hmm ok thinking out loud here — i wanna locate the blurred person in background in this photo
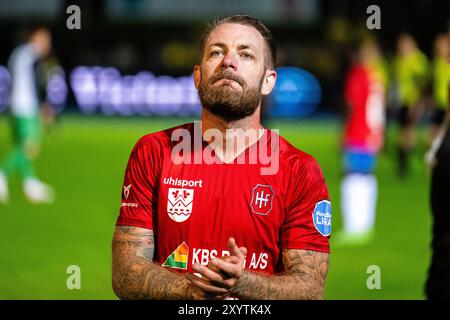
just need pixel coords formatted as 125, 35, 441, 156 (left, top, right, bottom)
393, 33, 430, 178
37, 54, 62, 129
425, 24, 450, 300
0, 26, 55, 204
429, 34, 450, 142
335, 38, 387, 245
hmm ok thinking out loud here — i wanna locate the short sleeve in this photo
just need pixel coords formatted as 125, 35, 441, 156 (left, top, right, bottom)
281, 156, 331, 253
116, 136, 159, 230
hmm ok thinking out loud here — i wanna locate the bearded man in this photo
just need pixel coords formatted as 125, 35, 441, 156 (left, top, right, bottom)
112, 15, 331, 300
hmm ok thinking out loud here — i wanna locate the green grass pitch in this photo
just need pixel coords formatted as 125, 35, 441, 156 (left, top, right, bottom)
0, 115, 432, 299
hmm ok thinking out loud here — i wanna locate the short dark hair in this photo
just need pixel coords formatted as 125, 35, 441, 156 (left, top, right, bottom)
199, 15, 276, 69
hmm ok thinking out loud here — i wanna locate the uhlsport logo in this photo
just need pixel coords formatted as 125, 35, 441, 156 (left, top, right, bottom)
312, 200, 332, 236
162, 242, 189, 270
123, 184, 132, 199
250, 184, 274, 215
167, 188, 194, 222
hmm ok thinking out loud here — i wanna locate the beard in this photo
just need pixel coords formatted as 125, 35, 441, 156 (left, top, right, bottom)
197, 69, 263, 122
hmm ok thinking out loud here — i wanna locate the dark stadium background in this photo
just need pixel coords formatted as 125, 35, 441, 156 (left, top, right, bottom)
1, 0, 449, 115
0, 0, 448, 299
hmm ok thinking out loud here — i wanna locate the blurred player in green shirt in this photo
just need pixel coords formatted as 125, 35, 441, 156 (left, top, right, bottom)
0, 26, 55, 204
393, 33, 430, 178
430, 34, 450, 141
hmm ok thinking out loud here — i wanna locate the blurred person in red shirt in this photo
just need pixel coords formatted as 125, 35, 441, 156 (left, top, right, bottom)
335, 38, 387, 245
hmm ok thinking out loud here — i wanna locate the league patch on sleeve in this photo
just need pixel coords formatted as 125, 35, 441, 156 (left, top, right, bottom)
312, 200, 332, 236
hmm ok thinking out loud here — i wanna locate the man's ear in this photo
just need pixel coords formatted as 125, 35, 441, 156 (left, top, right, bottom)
194, 65, 201, 89
261, 69, 277, 96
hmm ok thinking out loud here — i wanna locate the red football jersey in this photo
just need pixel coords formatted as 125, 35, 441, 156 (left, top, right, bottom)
116, 123, 331, 275
344, 65, 385, 152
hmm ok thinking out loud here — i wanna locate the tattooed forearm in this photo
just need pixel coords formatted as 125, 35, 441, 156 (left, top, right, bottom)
114, 226, 155, 260
112, 226, 201, 300
233, 249, 329, 300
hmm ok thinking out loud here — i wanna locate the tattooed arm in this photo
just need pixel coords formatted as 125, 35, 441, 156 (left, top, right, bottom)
112, 226, 205, 300
188, 238, 329, 300
233, 249, 329, 300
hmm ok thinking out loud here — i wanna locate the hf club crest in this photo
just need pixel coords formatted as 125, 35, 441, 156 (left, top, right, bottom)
167, 188, 194, 222
250, 184, 274, 215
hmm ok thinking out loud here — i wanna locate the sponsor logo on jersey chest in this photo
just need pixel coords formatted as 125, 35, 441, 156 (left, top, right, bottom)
162, 242, 189, 270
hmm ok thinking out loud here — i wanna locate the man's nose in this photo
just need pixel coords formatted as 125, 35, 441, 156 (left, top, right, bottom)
221, 52, 237, 70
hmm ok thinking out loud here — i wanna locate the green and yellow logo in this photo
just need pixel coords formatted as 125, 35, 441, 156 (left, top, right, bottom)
162, 242, 189, 270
